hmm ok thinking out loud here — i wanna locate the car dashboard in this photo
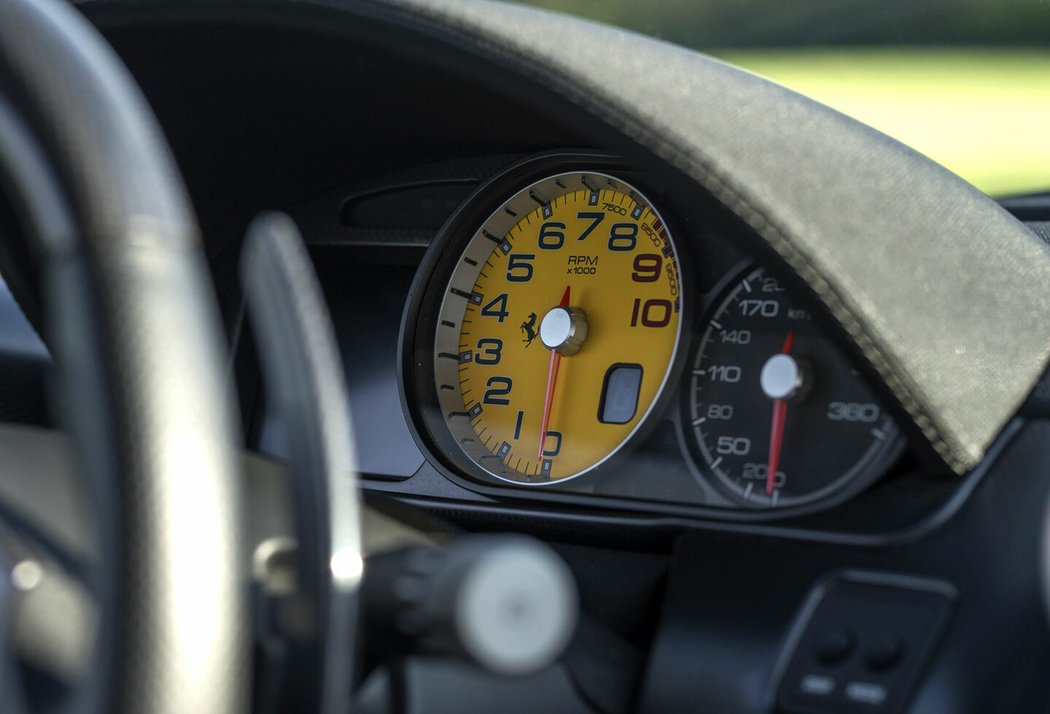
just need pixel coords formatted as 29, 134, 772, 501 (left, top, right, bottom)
245, 146, 944, 539
1, 2, 1050, 713
45, 7, 941, 538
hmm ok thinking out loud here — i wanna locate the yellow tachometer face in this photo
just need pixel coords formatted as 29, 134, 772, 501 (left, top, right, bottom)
434, 171, 683, 485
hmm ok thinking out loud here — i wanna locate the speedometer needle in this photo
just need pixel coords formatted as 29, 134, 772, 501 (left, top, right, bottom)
765, 331, 795, 496
538, 286, 571, 459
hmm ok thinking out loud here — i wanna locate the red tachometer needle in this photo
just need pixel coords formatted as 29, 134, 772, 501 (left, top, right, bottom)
538, 286, 572, 459
766, 330, 795, 496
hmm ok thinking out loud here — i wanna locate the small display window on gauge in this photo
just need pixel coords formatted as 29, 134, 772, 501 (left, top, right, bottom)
686, 266, 904, 508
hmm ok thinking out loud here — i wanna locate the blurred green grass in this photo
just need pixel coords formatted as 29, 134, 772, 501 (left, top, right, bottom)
713, 49, 1050, 196
512, 0, 1050, 196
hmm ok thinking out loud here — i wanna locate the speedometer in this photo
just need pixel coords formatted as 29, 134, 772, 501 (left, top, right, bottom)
408, 160, 684, 486
687, 266, 903, 508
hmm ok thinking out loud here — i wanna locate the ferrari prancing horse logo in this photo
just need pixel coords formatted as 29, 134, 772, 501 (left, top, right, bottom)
520, 312, 538, 347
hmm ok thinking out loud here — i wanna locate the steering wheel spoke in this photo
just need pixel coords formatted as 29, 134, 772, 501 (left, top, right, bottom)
241, 212, 362, 714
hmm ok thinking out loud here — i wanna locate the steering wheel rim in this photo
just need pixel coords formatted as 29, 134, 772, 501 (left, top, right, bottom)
0, 0, 247, 712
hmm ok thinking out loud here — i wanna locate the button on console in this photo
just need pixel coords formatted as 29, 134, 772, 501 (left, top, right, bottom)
846, 681, 888, 706
800, 674, 836, 697
865, 635, 906, 672
815, 628, 856, 666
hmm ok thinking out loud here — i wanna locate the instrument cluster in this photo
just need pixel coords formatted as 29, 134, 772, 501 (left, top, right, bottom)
399, 152, 905, 515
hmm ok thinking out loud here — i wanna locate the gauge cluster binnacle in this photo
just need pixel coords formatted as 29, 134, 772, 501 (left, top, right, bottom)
401, 151, 908, 517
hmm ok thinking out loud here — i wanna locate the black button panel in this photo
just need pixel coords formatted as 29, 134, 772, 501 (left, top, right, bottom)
775, 574, 954, 714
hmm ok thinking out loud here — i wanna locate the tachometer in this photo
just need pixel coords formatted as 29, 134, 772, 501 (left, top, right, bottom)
423, 168, 684, 485
687, 266, 903, 507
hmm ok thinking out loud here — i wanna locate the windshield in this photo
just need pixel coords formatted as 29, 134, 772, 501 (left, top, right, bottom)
513, 0, 1050, 197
